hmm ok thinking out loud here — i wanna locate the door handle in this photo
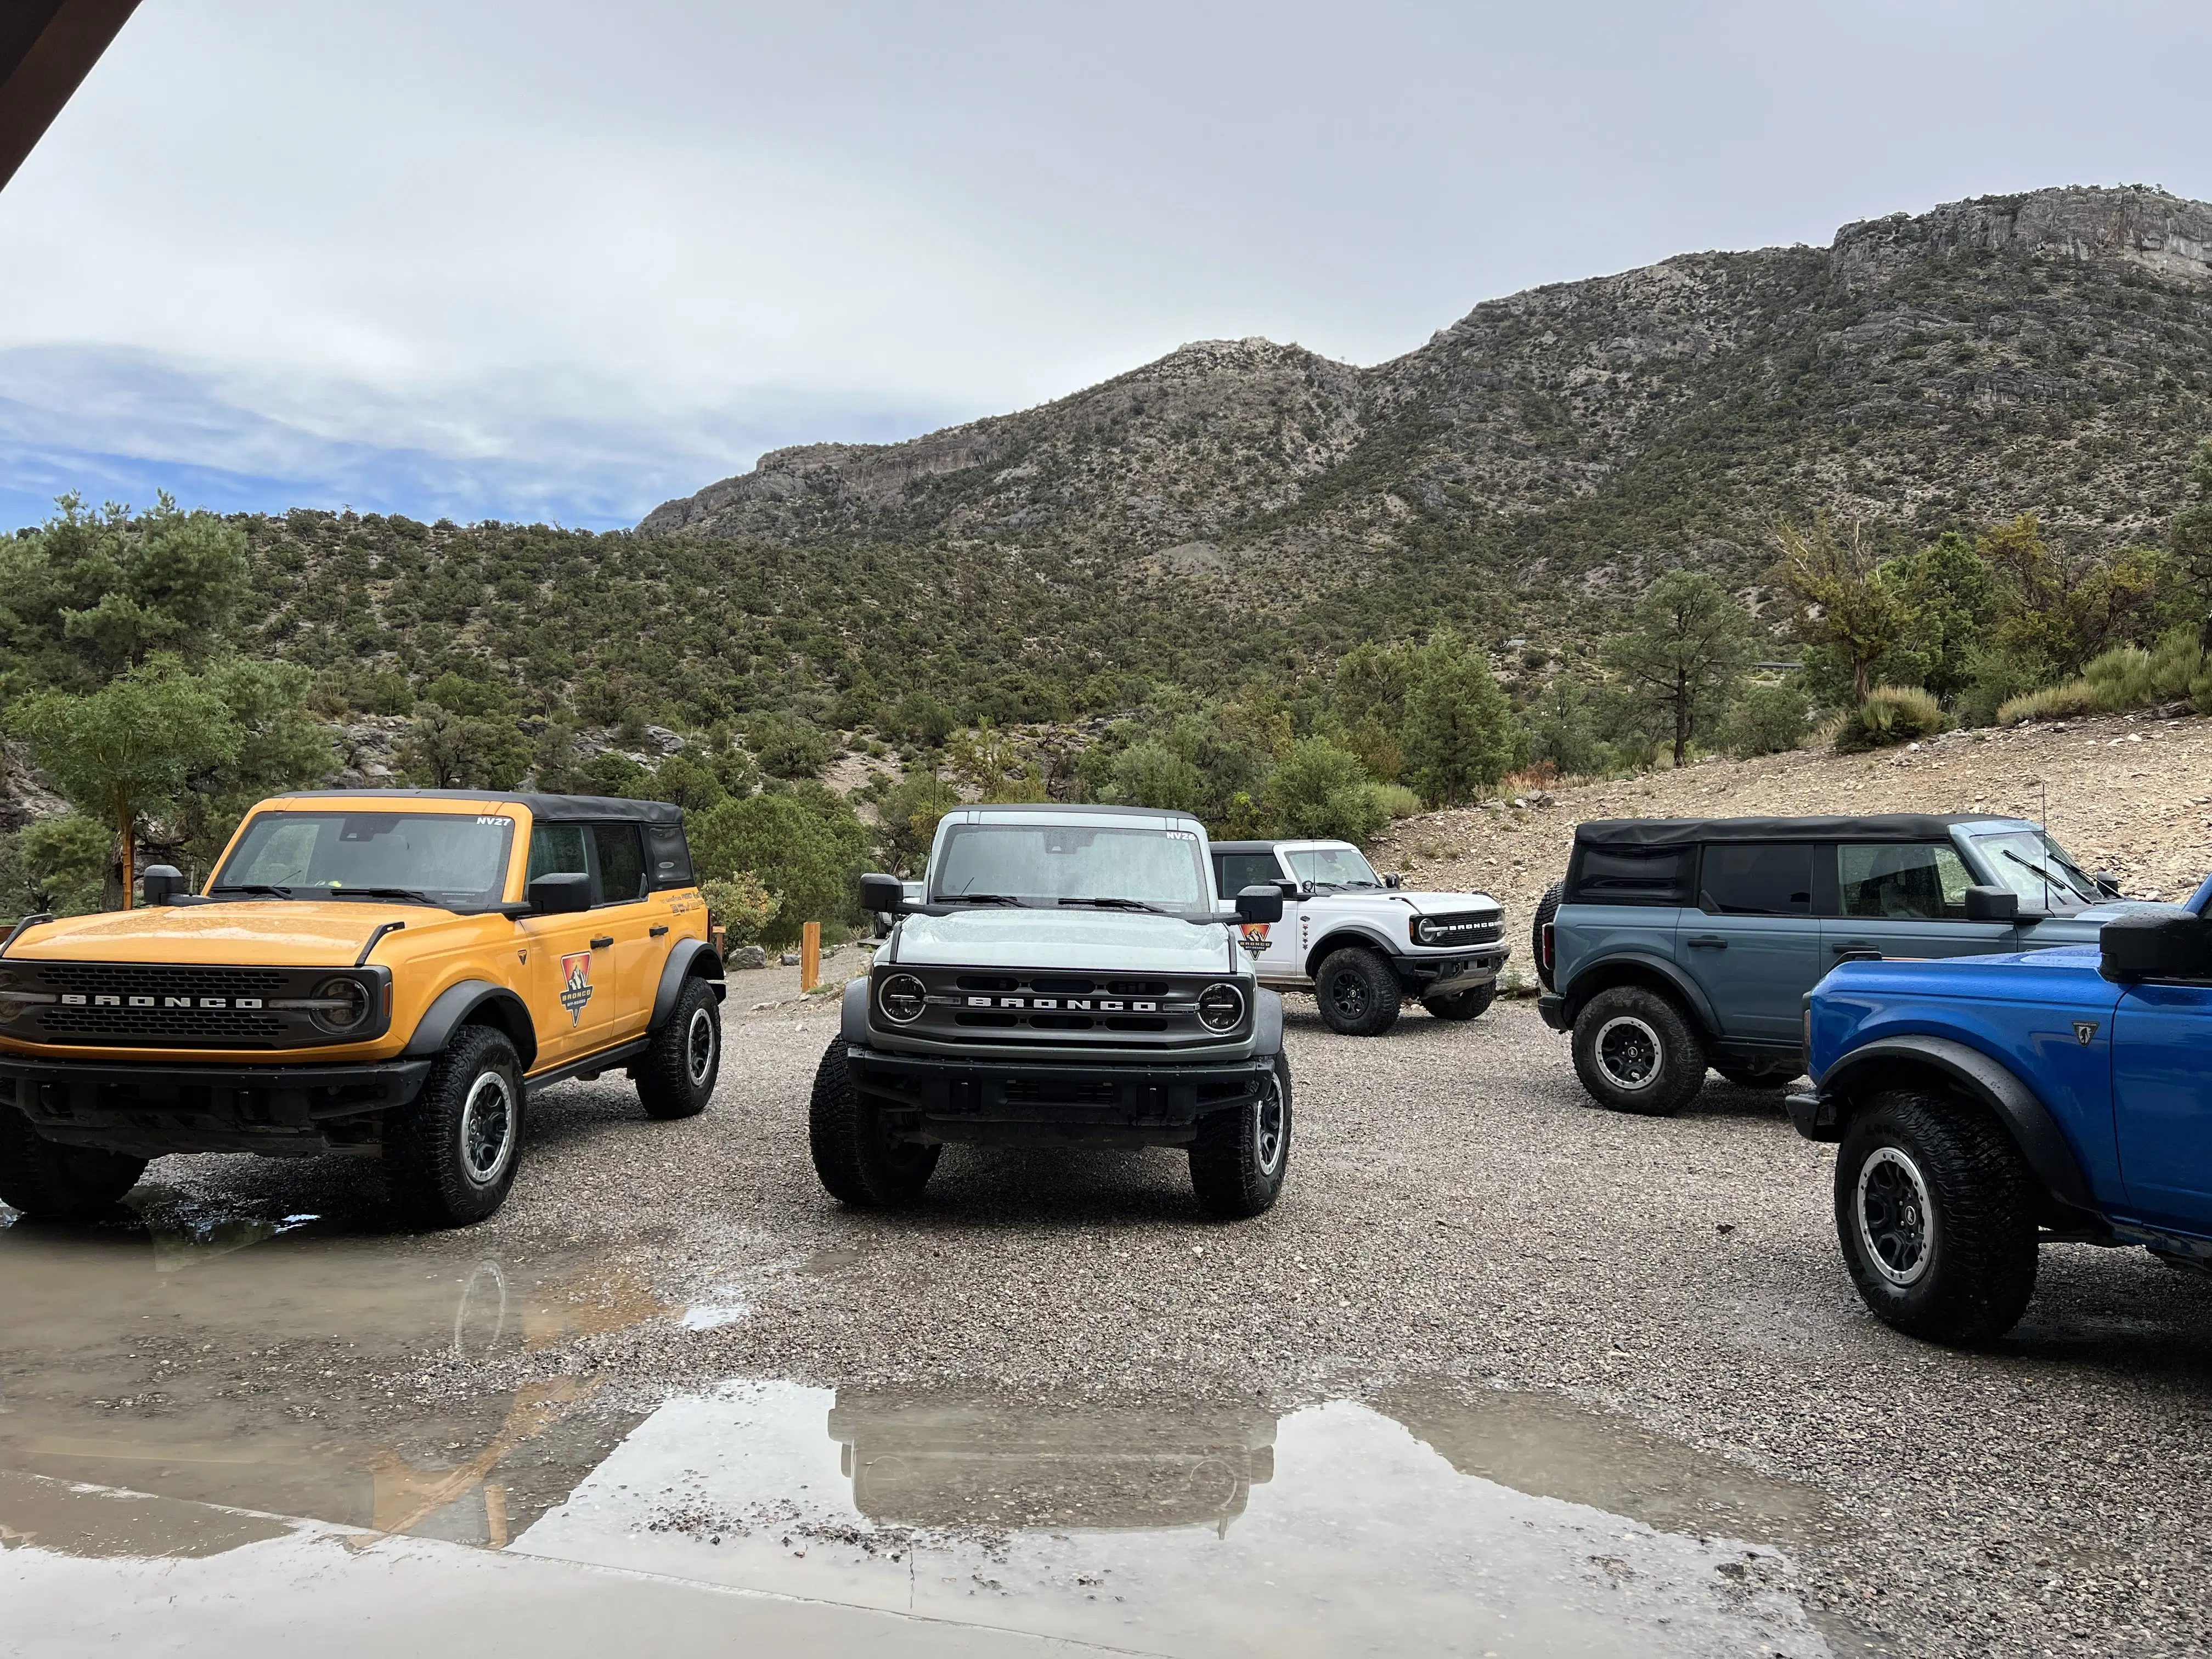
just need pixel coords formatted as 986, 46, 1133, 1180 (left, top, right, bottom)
590, 935, 615, 950
1831, 941, 1875, 955
648, 924, 669, 938
1686, 935, 1728, 949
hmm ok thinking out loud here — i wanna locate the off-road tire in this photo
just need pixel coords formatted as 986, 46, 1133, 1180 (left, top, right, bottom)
0, 1108, 146, 1220
1714, 1063, 1797, 1090
636, 975, 721, 1120
1189, 1053, 1293, 1219
1532, 882, 1564, 991
1835, 1088, 2039, 1345
1423, 984, 1497, 1022
809, 1036, 940, 1207
1570, 985, 1706, 1116
385, 1024, 526, 1228
1314, 947, 1402, 1037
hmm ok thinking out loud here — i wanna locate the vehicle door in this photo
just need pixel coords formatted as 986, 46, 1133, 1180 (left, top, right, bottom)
589, 821, 666, 1042
520, 822, 617, 1066
1823, 842, 2021, 968
2113, 979, 2212, 1233
1217, 848, 1301, 983
1679, 843, 1821, 1040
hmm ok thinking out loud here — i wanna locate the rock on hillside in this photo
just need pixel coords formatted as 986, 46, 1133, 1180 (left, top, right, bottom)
1369, 710, 2212, 943
645, 185, 2212, 623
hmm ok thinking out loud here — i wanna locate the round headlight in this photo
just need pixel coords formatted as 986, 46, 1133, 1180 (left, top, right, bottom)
1413, 917, 1437, 945
878, 973, 928, 1024
1197, 982, 1246, 1032
312, 976, 371, 1033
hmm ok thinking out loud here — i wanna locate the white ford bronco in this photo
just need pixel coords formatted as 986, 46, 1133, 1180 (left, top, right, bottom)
1209, 839, 1508, 1036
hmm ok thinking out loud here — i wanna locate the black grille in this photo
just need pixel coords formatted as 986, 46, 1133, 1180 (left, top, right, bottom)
37, 1005, 285, 1044
1417, 913, 1503, 946
883, 966, 1244, 1048
0, 962, 387, 1051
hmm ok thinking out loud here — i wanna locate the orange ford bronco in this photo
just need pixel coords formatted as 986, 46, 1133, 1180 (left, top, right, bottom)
0, 790, 725, 1227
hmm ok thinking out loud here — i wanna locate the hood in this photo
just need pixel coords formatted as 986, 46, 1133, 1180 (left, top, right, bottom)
893, 909, 1238, 974
1306, 889, 1499, 916
4, 901, 436, 967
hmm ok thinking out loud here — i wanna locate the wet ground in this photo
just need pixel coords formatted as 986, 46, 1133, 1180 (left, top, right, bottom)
5, 997, 2212, 1655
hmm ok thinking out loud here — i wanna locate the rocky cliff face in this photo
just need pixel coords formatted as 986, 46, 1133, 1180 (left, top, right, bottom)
641, 186, 2212, 625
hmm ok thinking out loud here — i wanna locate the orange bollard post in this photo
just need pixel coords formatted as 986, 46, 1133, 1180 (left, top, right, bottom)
801, 920, 821, 992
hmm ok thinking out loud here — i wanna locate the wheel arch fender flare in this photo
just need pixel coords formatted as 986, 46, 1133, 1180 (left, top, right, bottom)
1558, 952, 1718, 1037
1252, 987, 1284, 1057
650, 938, 727, 1031
842, 976, 871, 1046
1822, 1035, 2097, 1213
1302, 926, 1404, 981
403, 980, 538, 1073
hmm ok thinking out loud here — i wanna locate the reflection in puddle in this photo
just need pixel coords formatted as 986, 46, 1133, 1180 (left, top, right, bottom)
515, 1383, 1833, 1658
0, 1205, 663, 1557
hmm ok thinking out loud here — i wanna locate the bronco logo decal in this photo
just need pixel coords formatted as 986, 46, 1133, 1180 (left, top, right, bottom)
559, 952, 595, 1026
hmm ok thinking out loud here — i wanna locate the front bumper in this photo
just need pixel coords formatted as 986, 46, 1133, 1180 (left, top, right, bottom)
1785, 1088, 1841, 1142
0, 1054, 435, 1158
844, 1042, 1276, 1148
1400, 948, 1509, 995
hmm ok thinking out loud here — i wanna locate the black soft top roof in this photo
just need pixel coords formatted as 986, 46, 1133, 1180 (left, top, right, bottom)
1574, 813, 2016, 849
1210, 841, 1279, 856
269, 789, 683, 826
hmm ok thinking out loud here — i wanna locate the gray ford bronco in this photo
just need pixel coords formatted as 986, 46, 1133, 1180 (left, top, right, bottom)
1209, 840, 1506, 1036
814, 805, 1290, 1217
1535, 814, 2153, 1116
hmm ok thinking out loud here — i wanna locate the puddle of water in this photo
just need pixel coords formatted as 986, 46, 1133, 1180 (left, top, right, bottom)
0, 1199, 662, 1554
512, 1382, 1834, 1658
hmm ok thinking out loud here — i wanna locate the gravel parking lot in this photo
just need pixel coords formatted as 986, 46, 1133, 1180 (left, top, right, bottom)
12, 992, 2212, 1656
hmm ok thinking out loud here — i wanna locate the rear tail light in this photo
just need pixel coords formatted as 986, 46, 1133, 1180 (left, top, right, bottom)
1541, 922, 1555, 975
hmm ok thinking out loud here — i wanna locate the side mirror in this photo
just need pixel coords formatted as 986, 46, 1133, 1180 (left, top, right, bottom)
859, 872, 908, 915
1962, 885, 2018, 923
1384, 873, 1403, 890
139, 865, 187, 907
1235, 884, 1285, 924
2100, 909, 2212, 984
527, 872, 592, 915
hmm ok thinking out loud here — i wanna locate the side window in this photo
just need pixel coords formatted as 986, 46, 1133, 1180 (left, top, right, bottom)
1218, 853, 1283, 896
1697, 844, 1814, 916
592, 824, 647, 904
528, 824, 589, 882
1838, 843, 1976, 921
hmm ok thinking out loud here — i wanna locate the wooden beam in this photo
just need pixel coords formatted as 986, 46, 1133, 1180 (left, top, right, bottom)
0, 0, 142, 193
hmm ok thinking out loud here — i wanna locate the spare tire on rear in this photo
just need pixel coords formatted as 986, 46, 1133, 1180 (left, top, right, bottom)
1532, 882, 1564, 990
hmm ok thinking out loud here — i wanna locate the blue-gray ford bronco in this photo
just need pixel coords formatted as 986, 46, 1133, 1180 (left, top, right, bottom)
815, 805, 1290, 1217
1535, 814, 2151, 1115
1787, 873, 2212, 1344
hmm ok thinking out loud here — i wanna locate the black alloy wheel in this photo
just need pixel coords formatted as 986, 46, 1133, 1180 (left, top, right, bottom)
1313, 947, 1402, 1037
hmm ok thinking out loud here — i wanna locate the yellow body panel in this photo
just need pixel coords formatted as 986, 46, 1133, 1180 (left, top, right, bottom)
0, 794, 708, 1077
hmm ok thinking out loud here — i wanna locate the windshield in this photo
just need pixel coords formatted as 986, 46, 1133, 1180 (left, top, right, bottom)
1966, 829, 2104, 911
213, 811, 516, 910
1283, 845, 1383, 888
931, 823, 1210, 907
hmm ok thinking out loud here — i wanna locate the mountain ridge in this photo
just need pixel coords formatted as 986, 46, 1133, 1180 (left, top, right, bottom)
641, 184, 2212, 632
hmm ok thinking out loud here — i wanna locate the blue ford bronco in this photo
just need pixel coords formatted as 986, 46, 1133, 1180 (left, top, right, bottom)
1788, 873, 2212, 1344
1534, 814, 2149, 1115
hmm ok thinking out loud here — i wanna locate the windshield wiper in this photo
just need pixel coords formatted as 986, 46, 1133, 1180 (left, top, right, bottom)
210, 883, 297, 900
1058, 896, 1171, 915
324, 886, 443, 906
2000, 849, 2087, 904
940, 893, 1024, 906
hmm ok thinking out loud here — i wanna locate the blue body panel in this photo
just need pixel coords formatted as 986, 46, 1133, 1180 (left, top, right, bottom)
1811, 947, 2125, 1206
1811, 934, 2212, 1244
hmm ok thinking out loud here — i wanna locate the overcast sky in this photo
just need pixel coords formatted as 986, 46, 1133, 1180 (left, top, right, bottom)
2, 0, 2204, 530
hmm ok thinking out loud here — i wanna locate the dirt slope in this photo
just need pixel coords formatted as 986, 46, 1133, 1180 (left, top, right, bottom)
1369, 710, 2212, 945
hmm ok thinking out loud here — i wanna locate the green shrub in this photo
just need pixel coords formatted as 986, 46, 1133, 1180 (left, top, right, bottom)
1264, 738, 1390, 844
0, 814, 110, 916
1718, 682, 1812, 758
1995, 681, 2097, 725
1367, 782, 1424, 820
1102, 741, 1206, 815
699, 872, 780, 947
691, 783, 871, 947
1833, 685, 1947, 752
1995, 630, 2211, 724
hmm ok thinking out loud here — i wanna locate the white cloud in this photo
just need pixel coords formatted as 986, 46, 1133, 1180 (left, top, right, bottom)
0, 0, 2205, 526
